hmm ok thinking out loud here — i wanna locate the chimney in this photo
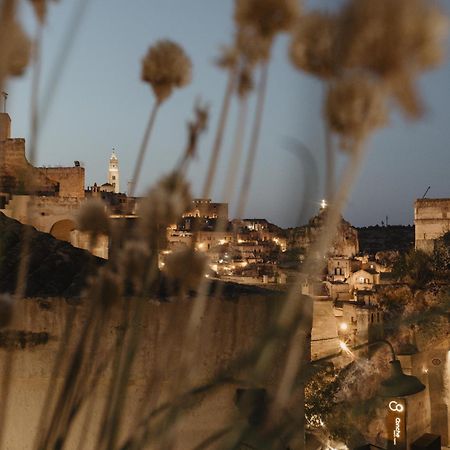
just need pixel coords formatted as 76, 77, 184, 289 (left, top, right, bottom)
0, 113, 11, 141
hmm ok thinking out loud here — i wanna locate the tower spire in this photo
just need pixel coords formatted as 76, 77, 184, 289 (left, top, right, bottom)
108, 149, 120, 193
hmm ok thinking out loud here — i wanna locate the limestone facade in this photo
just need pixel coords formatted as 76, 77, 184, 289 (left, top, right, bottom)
415, 198, 450, 253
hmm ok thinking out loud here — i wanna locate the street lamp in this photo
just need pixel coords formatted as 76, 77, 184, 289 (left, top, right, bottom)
342, 339, 426, 397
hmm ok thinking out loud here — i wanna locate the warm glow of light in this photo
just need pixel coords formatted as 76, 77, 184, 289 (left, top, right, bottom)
321, 199, 328, 209
219, 239, 226, 245
422, 367, 429, 374
339, 322, 348, 331
339, 340, 354, 358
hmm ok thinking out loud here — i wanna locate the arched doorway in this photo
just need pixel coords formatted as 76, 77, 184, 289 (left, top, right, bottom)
50, 219, 76, 242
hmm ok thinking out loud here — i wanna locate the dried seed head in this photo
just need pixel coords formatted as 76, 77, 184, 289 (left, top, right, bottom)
235, 0, 301, 40
216, 45, 239, 70
237, 64, 254, 98
142, 40, 192, 104
119, 240, 151, 293
289, 11, 339, 79
339, 0, 449, 118
184, 101, 209, 160
88, 267, 122, 310
7, 20, 31, 77
165, 248, 209, 291
236, 26, 272, 65
28, 0, 58, 24
0, 294, 13, 328
76, 199, 110, 238
325, 74, 388, 152
138, 172, 191, 233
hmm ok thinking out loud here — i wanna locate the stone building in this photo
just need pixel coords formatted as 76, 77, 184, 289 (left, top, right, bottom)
415, 198, 450, 253
183, 198, 228, 220
0, 113, 85, 242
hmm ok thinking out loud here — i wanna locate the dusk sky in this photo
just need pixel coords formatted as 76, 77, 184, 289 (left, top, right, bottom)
6, 0, 450, 228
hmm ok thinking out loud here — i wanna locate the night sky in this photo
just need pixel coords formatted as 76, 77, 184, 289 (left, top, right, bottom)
6, 0, 450, 228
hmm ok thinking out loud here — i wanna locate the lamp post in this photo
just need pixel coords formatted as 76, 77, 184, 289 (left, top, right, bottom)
340, 339, 426, 450
342, 339, 426, 397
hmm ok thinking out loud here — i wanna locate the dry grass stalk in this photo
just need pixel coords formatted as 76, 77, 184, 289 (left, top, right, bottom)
28, 0, 57, 24
325, 73, 388, 153
215, 45, 239, 70
289, 11, 339, 79
77, 198, 111, 239
131, 40, 192, 195
0, 295, 12, 328
138, 171, 191, 234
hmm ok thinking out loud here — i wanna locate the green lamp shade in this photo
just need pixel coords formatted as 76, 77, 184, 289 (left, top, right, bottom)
379, 360, 426, 398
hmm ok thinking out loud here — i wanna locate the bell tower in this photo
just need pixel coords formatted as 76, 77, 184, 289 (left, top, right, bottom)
108, 150, 120, 193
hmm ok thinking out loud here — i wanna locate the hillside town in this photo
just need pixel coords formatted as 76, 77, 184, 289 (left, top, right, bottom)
1, 112, 449, 447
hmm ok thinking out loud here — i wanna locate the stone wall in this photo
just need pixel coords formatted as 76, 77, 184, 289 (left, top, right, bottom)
415, 198, 450, 253
40, 167, 85, 198
0, 293, 307, 450
0, 138, 58, 194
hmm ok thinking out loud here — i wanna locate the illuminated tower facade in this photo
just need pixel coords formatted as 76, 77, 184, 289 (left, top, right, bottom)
108, 150, 120, 193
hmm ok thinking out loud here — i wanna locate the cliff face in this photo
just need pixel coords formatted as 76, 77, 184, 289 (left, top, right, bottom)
286, 211, 359, 257
0, 212, 102, 297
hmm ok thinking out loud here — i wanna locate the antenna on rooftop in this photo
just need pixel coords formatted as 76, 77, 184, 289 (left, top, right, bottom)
422, 186, 431, 199
1, 92, 7, 113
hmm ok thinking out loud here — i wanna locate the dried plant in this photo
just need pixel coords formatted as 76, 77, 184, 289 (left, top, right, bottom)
215, 45, 239, 71
234, 0, 301, 41
165, 248, 209, 292
325, 74, 388, 153
138, 171, 191, 233
76, 198, 111, 240
130, 40, 192, 196
339, 0, 449, 117
1, 0, 448, 449
142, 39, 192, 104
28, 0, 57, 24
182, 101, 209, 163
236, 26, 272, 66
6, 20, 31, 77
0, 295, 12, 328
237, 63, 253, 99
289, 11, 339, 79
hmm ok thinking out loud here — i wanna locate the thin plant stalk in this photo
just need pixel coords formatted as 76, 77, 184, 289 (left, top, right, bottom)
32, 304, 77, 449
202, 68, 236, 198
0, 21, 42, 448
129, 101, 160, 197
236, 62, 269, 219
222, 96, 249, 204
325, 120, 335, 202
0, 0, 15, 91
274, 143, 366, 409
181, 96, 250, 358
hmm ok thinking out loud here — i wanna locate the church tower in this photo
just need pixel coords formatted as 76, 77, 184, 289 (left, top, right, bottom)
108, 150, 120, 193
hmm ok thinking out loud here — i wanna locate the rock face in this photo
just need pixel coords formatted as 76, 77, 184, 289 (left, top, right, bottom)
0, 212, 102, 297
287, 211, 359, 257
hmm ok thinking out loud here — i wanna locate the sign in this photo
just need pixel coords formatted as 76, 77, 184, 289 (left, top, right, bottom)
386, 399, 407, 450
